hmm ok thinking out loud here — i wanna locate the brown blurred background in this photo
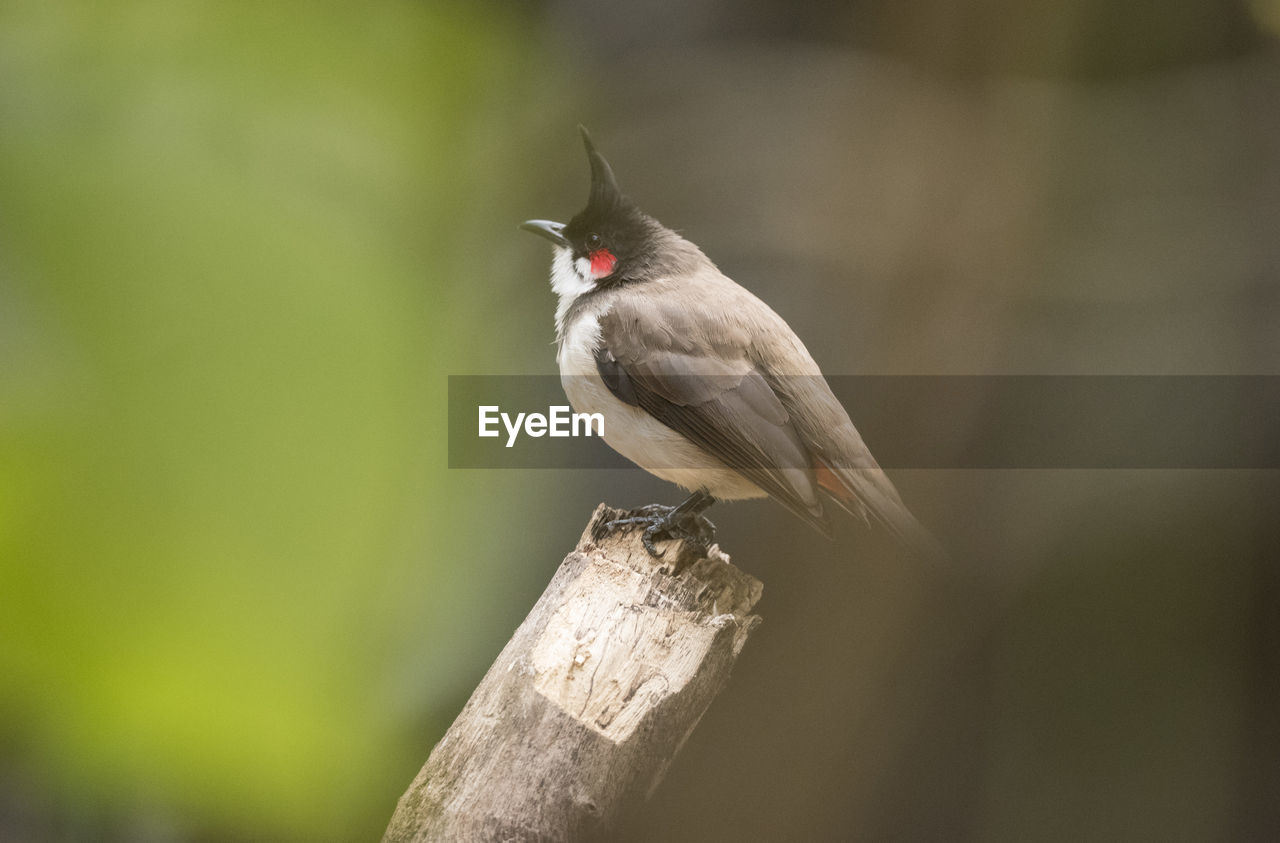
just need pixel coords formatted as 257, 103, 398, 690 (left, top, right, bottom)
2, 0, 1278, 840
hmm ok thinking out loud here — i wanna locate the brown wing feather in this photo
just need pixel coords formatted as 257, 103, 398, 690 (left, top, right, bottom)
596, 310, 831, 535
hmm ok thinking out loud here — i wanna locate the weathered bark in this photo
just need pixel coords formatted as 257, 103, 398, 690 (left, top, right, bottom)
384, 503, 763, 842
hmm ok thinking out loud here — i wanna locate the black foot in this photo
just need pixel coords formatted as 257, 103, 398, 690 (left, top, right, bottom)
604, 490, 717, 558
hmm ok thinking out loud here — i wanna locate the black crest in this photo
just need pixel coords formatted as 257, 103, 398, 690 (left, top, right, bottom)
580, 126, 623, 215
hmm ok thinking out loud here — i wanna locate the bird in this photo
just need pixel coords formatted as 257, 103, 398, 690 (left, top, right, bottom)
521, 128, 942, 561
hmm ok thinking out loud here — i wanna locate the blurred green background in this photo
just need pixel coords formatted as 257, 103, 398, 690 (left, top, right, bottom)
2, 0, 1278, 840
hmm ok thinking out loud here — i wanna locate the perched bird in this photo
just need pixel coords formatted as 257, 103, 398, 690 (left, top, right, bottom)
522, 128, 942, 560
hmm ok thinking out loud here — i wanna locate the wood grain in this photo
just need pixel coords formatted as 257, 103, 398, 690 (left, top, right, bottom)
383, 504, 763, 842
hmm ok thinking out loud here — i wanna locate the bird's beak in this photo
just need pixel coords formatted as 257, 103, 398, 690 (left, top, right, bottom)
520, 219, 569, 247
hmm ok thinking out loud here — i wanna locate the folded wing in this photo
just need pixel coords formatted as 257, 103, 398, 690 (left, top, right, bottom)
595, 307, 832, 535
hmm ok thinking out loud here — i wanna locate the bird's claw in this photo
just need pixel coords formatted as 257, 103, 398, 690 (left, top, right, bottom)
605, 501, 717, 559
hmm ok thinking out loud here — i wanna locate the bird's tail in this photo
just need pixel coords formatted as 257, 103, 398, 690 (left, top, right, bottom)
816, 461, 949, 563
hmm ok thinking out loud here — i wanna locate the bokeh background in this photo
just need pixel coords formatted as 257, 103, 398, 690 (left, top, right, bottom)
3, 0, 1278, 840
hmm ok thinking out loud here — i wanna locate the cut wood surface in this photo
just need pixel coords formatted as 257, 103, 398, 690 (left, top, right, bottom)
383, 503, 763, 842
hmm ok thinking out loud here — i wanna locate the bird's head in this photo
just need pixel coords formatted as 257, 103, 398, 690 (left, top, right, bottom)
522, 127, 672, 297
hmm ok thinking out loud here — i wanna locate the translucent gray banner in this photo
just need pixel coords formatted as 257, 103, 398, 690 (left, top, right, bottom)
448, 376, 1280, 469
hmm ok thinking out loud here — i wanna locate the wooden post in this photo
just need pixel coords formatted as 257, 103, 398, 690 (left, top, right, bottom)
384, 504, 764, 842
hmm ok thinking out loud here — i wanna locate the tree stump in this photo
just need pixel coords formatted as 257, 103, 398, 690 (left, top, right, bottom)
384, 503, 764, 842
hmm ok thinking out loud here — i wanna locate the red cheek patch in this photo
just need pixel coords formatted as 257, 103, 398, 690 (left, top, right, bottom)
589, 249, 617, 278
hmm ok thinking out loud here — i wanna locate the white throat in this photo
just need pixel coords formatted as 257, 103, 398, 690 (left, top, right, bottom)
550, 247, 598, 337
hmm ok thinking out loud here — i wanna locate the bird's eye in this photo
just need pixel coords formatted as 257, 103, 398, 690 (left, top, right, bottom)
585, 233, 602, 250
